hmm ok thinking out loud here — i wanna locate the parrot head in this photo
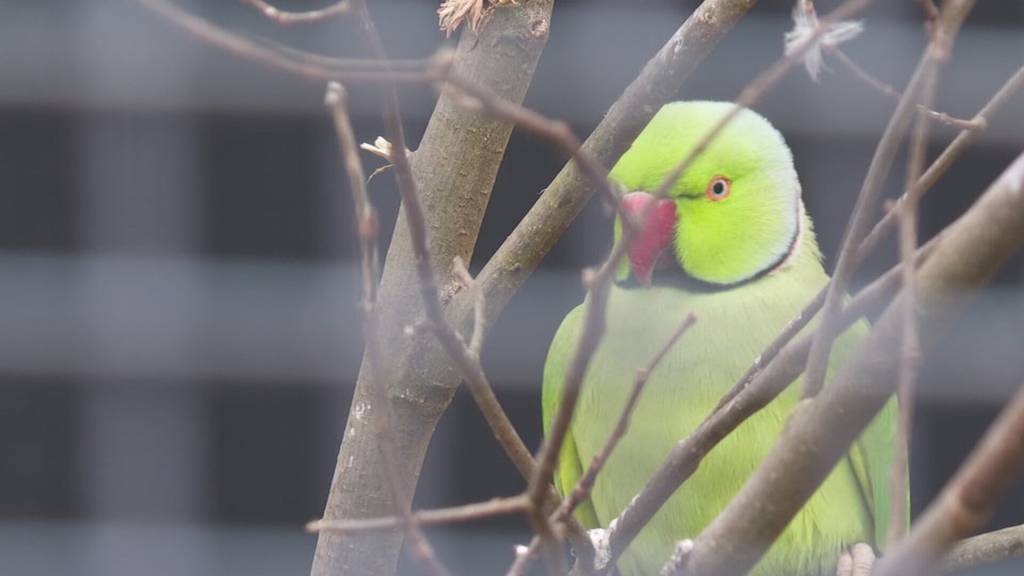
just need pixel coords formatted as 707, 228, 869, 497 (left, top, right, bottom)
610, 101, 804, 287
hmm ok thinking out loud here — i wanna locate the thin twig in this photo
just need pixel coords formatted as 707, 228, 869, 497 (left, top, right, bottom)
800, 0, 976, 399
452, 256, 486, 357
876, 382, 1024, 576
242, 0, 351, 24
133, 0, 432, 83
565, 313, 698, 520
507, 313, 698, 576
714, 288, 825, 412
307, 494, 530, 534
887, 42, 940, 547
527, 261, 618, 574
941, 523, 1024, 572
324, 81, 451, 576
439, 73, 623, 215
649, 0, 873, 201
829, 47, 983, 131
919, 0, 942, 35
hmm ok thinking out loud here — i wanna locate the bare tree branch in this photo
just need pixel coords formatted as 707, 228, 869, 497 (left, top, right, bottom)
133, 0, 432, 82
324, 80, 451, 576
438, 74, 621, 214
801, 0, 977, 400
941, 523, 1024, 572
829, 47, 983, 131
241, 0, 351, 25
682, 147, 1024, 575
528, 253, 621, 575
876, 382, 1024, 576
307, 495, 530, 534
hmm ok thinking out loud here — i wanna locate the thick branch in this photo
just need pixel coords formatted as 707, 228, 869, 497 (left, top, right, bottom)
941, 523, 1024, 572
682, 148, 1024, 575
324, 81, 450, 576
313, 1, 556, 575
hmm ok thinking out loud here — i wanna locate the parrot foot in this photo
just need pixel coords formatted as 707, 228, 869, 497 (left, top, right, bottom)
835, 543, 876, 576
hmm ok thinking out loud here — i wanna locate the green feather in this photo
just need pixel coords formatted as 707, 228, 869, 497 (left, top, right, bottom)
542, 102, 904, 575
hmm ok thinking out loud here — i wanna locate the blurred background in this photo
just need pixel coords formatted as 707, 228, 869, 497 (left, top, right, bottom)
1, 0, 1023, 574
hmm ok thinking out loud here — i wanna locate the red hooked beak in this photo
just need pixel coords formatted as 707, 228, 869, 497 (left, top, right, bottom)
621, 191, 677, 285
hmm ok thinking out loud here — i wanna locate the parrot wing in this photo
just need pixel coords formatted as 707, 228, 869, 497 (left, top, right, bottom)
542, 305, 601, 529
848, 395, 905, 551
832, 319, 907, 552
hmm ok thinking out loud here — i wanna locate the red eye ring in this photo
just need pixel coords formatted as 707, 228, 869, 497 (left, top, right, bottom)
705, 176, 731, 201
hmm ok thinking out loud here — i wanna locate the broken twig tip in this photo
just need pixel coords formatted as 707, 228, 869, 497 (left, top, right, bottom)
324, 82, 345, 106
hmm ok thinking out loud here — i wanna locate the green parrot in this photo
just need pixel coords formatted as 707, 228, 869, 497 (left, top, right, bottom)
542, 101, 901, 575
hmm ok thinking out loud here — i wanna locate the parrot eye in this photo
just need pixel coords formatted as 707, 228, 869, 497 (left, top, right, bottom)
705, 176, 731, 201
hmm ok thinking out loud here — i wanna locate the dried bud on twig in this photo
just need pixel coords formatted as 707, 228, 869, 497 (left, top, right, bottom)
360, 136, 395, 161
784, 0, 863, 81
360, 136, 412, 181
437, 0, 518, 37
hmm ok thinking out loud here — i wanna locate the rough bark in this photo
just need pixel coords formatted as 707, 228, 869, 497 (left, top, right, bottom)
311, 4, 554, 574
941, 523, 1024, 572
